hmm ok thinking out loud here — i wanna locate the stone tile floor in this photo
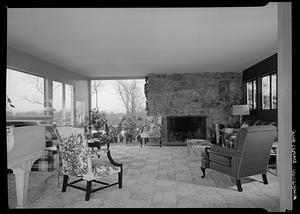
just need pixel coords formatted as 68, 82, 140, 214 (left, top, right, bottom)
7, 142, 279, 210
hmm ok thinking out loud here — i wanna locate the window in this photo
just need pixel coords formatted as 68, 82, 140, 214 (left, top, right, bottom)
246, 79, 257, 110
52, 81, 74, 126
6, 68, 45, 117
262, 73, 277, 110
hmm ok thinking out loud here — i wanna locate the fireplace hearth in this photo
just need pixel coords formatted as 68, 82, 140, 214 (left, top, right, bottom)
167, 116, 206, 142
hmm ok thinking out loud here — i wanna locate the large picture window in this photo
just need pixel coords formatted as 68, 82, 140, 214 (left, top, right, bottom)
262, 73, 277, 110
6, 68, 45, 117
246, 79, 257, 110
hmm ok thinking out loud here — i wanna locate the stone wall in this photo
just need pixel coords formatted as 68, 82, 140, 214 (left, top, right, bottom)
145, 72, 243, 142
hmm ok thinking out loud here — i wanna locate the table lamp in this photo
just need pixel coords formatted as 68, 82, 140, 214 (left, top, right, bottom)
232, 105, 250, 127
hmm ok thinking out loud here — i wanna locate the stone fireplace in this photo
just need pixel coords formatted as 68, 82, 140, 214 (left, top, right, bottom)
167, 116, 206, 142
145, 72, 243, 143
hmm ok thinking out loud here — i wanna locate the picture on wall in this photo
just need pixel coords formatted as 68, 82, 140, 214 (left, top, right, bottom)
219, 80, 230, 101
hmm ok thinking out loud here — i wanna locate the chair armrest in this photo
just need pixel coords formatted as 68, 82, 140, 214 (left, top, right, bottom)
107, 150, 122, 167
209, 145, 242, 158
97, 136, 113, 150
98, 137, 111, 146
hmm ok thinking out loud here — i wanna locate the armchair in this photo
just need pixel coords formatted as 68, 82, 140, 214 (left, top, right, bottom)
201, 125, 276, 192
58, 131, 122, 201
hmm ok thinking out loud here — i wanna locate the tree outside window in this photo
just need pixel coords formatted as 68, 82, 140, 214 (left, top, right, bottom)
247, 81, 253, 109
262, 73, 277, 110
262, 75, 270, 109
271, 74, 277, 109
246, 80, 256, 110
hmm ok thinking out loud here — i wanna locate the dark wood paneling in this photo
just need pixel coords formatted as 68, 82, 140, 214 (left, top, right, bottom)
244, 109, 277, 124
243, 54, 277, 82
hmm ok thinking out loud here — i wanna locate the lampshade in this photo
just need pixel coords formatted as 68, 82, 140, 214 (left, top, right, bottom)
232, 105, 250, 116
43, 106, 56, 112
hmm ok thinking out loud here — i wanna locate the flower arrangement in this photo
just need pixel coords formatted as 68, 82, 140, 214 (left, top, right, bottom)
90, 108, 107, 131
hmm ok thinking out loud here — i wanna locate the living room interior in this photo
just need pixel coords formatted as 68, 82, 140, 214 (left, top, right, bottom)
5, 3, 294, 211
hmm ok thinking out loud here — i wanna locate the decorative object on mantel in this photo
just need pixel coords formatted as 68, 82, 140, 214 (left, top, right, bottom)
232, 105, 250, 128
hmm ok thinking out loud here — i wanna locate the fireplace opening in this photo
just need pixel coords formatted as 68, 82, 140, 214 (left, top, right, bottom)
167, 116, 206, 142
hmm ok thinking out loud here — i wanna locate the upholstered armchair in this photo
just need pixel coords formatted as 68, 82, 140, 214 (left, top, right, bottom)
59, 132, 122, 201
201, 125, 276, 192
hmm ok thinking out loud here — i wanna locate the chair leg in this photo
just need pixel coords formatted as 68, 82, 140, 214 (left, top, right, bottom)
118, 166, 123, 189
62, 175, 68, 192
201, 167, 206, 178
85, 181, 92, 201
236, 179, 243, 192
262, 173, 268, 184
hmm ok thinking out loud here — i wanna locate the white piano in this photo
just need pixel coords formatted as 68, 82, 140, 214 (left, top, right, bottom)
7, 125, 45, 208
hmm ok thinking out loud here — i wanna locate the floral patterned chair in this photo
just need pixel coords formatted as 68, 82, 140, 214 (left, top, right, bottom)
58, 132, 122, 201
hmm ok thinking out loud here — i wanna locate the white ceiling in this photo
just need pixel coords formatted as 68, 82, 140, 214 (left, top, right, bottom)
7, 4, 278, 79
